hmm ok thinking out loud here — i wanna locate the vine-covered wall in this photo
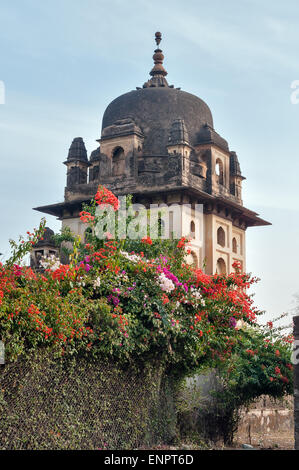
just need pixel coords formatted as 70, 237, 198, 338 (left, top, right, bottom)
0, 354, 177, 450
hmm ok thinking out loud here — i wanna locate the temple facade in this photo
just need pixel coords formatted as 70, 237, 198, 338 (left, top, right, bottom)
34, 32, 270, 274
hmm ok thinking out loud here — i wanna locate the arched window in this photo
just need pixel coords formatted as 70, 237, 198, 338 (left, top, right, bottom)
232, 237, 237, 254
35, 250, 44, 260
217, 226, 225, 247
112, 147, 125, 176
158, 215, 165, 238
215, 159, 224, 185
216, 258, 226, 275
190, 220, 196, 238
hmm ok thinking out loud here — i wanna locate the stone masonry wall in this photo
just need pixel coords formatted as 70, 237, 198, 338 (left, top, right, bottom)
238, 396, 293, 438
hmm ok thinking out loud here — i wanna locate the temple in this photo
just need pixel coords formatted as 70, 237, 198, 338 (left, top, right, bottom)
34, 32, 270, 274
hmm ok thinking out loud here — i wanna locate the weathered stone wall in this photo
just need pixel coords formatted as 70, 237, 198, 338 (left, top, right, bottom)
238, 396, 293, 438
294, 315, 299, 449
178, 372, 294, 446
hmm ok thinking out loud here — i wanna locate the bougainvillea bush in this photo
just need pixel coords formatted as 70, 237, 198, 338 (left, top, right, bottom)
200, 317, 294, 443
0, 186, 293, 392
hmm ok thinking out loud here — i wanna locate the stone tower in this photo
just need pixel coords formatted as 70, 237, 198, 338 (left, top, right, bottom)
35, 32, 270, 274
30, 227, 59, 269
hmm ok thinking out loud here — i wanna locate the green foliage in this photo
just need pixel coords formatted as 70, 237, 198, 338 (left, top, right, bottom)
219, 317, 293, 406
6, 219, 46, 267
194, 317, 294, 444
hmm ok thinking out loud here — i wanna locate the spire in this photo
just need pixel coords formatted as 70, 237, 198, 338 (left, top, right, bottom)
150, 32, 167, 78
67, 137, 88, 163
230, 151, 245, 179
168, 118, 190, 146
143, 32, 172, 88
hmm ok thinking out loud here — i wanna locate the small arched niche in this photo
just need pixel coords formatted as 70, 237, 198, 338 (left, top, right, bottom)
190, 220, 196, 238
112, 146, 125, 177
216, 257, 226, 275
215, 158, 224, 185
217, 226, 226, 247
158, 215, 166, 238
232, 237, 238, 254
186, 251, 198, 268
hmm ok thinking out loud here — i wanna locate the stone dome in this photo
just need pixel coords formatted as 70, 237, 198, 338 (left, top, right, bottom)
101, 87, 214, 155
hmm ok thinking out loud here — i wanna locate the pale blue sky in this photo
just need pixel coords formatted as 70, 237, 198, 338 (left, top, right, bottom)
0, 0, 299, 324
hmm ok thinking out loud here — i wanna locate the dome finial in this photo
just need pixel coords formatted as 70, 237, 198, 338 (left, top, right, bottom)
142, 32, 172, 88
150, 32, 167, 78
155, 31, 162, 47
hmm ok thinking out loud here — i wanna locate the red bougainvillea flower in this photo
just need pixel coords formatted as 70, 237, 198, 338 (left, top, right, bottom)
13, 265, 23, 277
141, 236, 153, 245
79, 211, 95, 224
177, 237, 189, 249
51, 265, 72, 281
275, 349, 280, 356
267, 321, 273, 329
85, 243, 94, 251
95, 186, 119, 211
246, 349, 255, 357
232, 261, 242, 272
